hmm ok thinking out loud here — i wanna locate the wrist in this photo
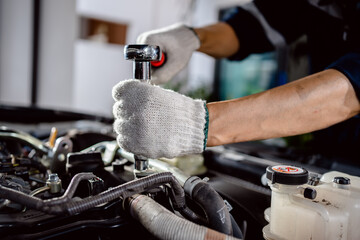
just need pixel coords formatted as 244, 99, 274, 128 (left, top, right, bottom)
193, 27, 205, 51
193, 23, 239, 58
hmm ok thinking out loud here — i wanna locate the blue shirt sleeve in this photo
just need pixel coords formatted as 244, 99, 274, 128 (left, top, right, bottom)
223, 7, 274, 60
223, 0, 307, 61
327, 50, 360, 100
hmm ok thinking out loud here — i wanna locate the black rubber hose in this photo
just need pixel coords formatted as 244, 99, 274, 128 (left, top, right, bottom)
65, 172, 187, 215
184, 177, 233, 235
0, 172, 193, 216
62, 172, 97, 199
165, 185, 206, 225
192, 181, 233, 235
179, 205, 207, 225
230, 213, 244, 239
0, 185, 41, 210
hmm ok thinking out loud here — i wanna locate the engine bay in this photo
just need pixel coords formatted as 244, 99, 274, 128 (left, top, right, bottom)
0, 106, 359, 240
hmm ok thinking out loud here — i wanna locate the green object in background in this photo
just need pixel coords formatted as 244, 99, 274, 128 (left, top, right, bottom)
164, 81, 212, 101
218, 51, 313, 149
219, 52, 277, 100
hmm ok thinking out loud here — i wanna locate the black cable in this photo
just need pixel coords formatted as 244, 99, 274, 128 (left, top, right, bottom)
0, 172, 197, 218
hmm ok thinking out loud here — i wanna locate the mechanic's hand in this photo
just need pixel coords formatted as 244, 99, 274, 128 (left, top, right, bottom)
112, 79, 207, 159
137, 23, 200, 85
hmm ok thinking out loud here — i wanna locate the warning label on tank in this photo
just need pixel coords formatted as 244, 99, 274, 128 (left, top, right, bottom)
272, 165, 304, 174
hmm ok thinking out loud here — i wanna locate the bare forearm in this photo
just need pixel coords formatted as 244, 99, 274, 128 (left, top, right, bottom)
206, 69, 360, 146
194, 22, 239, 58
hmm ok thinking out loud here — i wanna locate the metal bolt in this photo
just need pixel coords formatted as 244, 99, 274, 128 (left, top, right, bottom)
48, 173, 59, 182
47, 173, 62, 194
57, 153, 65, 162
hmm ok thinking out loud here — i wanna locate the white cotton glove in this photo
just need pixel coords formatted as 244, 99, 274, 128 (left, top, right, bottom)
112, 79, 208, 159
137, 23, 200, 85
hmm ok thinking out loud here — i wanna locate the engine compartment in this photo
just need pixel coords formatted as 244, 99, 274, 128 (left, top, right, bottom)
0, 106, 358, 240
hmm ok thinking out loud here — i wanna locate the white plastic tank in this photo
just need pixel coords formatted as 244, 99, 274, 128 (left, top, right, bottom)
263, 165, 360, 240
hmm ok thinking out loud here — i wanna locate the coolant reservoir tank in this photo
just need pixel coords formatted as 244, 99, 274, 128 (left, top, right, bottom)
263, 165, 360, 240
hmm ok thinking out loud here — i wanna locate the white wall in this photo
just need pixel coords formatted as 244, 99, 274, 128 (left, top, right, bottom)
76, 0, 195, 43
0, 0, 32, 105
73, 0, 197, 116
72, 40, 131, 116
0, 0, 77, 110
0, 0, 251, 117
37, 0, 77, 110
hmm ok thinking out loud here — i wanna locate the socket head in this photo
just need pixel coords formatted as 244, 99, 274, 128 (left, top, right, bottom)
124, 44, 161, 61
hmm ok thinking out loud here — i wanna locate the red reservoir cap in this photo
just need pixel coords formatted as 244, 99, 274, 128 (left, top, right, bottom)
266, 165, 309, 185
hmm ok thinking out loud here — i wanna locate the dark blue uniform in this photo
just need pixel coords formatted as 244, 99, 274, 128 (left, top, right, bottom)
224, 0, 360, 162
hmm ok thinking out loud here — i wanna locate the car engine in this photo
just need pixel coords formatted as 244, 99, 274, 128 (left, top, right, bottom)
0, 106, 359, 240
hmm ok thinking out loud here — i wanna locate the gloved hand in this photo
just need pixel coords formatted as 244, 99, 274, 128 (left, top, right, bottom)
137, 23, 200, 85
112, 79, 208, 159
